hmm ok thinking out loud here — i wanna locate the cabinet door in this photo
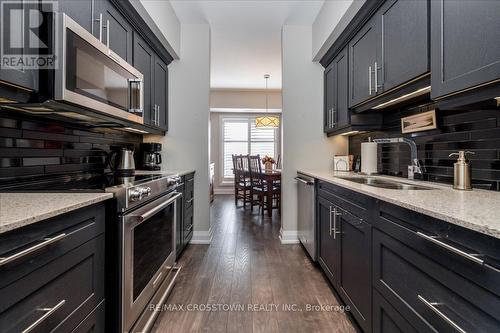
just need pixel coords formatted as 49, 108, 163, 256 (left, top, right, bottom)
379, 0, 429, 92
324, 65, 335, 132
337, 209, 372, 333
58, 0, 94, 34
431, 0, 500, 99
133, 32, 154, 126
334, 48, 349, 129
349, 17, 379, 107
0, 0, 37, 91
95, 0, 133, 63
154, 56, 168, 131
317, 197, 338, 283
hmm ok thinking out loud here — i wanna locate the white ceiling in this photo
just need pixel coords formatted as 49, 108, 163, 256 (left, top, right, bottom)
170, 0, 324, 89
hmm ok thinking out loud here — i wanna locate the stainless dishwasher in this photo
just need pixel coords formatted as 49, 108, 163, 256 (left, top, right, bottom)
296, 173, 316, 261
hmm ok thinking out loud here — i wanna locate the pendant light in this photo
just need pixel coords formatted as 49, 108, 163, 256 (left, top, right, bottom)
255, 74, 280, 128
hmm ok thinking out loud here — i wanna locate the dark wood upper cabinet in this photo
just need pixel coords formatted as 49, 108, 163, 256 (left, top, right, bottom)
95, 0, 133, 63
57, 0, 94, 34
431, 0, 500, 99
154, 56, 168, 131
325, 48, 349, 134
379, 0, 429, 92
133, 32, 154, 126
348, 17, 379, 107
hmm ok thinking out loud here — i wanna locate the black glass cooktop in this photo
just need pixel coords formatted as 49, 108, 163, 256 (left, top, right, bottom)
0, 173, 166, 192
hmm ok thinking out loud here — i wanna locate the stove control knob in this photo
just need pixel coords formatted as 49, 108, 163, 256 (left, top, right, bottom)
140, 187, 152, 198
129, 189, 143, 202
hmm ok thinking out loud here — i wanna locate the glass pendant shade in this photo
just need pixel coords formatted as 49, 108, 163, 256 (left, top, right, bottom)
255, 116, 280, 128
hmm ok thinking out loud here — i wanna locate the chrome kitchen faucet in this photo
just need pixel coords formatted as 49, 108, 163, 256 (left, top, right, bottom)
373, 137, 424, 180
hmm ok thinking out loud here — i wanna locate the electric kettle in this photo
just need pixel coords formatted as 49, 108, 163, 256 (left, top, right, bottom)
108, 146, 136, 176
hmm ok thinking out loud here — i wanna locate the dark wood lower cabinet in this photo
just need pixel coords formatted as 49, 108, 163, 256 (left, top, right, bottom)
316, 180, 500, 333
372, 290, 417, 333
0, 203, 106, 333
177, 172, 194, 258
337, 209, 371, 333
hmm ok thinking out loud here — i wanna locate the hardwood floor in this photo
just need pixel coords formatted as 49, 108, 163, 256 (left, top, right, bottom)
152, 195, 356, 333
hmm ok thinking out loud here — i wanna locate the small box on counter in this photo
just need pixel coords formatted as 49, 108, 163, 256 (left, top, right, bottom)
334, 155, 354, 171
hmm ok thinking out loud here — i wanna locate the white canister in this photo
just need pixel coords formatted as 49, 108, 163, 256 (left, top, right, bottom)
361, 140, 378, 174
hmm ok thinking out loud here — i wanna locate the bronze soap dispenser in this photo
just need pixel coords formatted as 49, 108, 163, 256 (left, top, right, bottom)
449, 151, 474, 190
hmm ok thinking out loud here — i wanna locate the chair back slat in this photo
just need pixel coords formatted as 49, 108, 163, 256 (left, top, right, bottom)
248, 155, 262, 185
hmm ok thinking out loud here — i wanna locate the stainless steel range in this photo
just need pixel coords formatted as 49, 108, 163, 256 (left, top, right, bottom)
106, 173, 183, 333
0, 172, 183, 333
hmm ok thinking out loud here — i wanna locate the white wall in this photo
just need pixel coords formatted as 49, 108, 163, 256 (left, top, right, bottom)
210, 89, 282, 110
281, 24, 347, 244
312, 0, 353, 60
140, 0, 181, 58
145, 24, 212, 244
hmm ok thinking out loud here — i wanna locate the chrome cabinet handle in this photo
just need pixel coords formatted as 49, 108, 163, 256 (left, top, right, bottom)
105, 19, 110, 48
329, 206, 333, 236
0, 233, 67, 267
417, 295, 466, 333
22, 300, 66, 333
332, 109, 337, 127
368, 66, 372, 95
332, 207, 342, 239
96, 13, 103, 42
152, 105, 157, 125
374, 62, 378, 93
416, 232, 484, 265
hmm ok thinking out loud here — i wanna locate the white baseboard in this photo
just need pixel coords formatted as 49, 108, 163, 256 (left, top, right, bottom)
279, 228, 300, 244
214, 187, 234, 195
190, 224, 214, 244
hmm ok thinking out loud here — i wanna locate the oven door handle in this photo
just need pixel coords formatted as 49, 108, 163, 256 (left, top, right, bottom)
133, 192, 182, 222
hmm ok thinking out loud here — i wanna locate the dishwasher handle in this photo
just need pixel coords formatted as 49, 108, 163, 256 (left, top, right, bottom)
295, 177, 314, 185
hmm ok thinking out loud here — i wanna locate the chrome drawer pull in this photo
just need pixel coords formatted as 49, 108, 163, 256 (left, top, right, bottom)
418, 295, 466, 333
0, 233, 67, 267
22, 300, 66, 333
416, 232, 484, 265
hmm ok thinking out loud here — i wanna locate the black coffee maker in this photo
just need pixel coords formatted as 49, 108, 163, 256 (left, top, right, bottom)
140, 143, 162, 170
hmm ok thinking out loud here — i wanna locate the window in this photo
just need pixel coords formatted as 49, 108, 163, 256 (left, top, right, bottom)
221, 116, 280, 179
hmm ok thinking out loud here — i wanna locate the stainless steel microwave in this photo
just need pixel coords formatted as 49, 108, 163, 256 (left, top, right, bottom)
3, 13, 145, 127
54, 13, 144, 124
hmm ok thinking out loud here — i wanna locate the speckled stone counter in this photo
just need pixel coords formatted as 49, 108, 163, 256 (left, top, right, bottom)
298, 170, 500, 239
0, 193, 113, 234
135, 169, 195, 177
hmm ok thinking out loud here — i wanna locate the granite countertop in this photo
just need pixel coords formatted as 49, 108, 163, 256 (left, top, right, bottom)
298, 170, 500, 239
0, 192, 113, 235
135, 169, 196, 177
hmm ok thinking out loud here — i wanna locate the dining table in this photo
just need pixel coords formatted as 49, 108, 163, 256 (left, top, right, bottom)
257, 168, 282, 217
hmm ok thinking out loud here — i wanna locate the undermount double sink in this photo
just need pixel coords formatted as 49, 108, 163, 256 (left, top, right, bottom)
337, 176, 435, 191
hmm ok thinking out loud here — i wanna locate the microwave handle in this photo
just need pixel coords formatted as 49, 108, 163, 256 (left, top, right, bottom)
128, 78, 144, 114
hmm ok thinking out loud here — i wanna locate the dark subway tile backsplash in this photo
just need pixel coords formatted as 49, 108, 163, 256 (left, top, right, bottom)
349, 108, 500, 191
0, 115, 141, 184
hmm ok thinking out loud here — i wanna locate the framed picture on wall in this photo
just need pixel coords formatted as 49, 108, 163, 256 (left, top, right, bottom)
401, 110, 437, 134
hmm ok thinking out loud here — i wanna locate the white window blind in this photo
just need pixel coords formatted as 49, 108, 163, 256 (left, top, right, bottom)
222, 116, 279, 178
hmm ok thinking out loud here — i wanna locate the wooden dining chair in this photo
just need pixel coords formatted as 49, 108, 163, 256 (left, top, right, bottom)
233, 154, 251, 207
248, 155, 280, 216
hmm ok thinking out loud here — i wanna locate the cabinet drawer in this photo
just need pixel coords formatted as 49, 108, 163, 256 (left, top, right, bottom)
373, 289, 417, 333
317, 181, 371, 219
0, 203, 105, 288
71, 300, 105, 333
0, 235, 105, 333
375, 201, 500, 297
373, 228, 500, 332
